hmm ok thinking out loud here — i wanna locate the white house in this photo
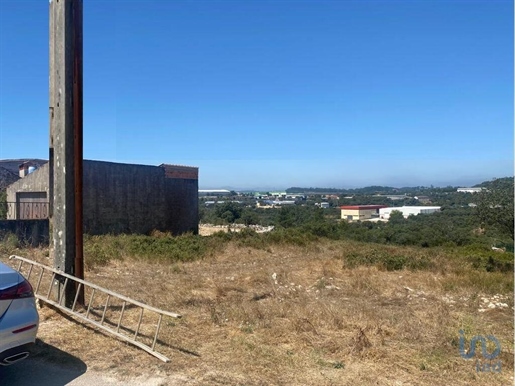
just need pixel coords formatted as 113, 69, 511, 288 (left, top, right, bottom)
379, 206, 441, 219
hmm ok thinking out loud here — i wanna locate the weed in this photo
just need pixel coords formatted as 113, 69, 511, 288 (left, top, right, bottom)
314, 277, 327, 290
381, 255, 408, 271
442, 270, 513, 294
1, 232, 20, 251
239, 322, 254, 334
332, 361, 345, 369
210, 305, 228, 326
351, 327, 372, 355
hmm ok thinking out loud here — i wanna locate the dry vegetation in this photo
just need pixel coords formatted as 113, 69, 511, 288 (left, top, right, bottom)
1, 237, 513, 385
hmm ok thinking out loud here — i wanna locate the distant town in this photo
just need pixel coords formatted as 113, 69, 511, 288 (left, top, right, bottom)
199, 184, 489, 222
0, 157, 501, 229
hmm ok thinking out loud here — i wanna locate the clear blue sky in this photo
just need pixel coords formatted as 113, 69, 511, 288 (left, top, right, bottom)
0, 0, 512, 190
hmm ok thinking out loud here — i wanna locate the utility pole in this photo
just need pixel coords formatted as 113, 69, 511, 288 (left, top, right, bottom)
49, 0, 84, 307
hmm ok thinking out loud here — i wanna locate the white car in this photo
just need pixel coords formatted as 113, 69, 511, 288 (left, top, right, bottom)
0, 262, 39, 365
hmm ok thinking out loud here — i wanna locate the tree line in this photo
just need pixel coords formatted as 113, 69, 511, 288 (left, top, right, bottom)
200, 177, 514, 251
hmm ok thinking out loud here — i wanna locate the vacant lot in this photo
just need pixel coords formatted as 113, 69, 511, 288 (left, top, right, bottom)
1, 238, 513, 385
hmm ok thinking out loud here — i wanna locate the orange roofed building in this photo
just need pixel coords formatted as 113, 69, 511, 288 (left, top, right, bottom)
340, 205, 387, 221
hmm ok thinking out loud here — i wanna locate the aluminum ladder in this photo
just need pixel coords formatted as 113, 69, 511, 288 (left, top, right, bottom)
10, 255, 181, 363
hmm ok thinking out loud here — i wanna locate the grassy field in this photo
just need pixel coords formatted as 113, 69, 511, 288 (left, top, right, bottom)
0, 232, 513, 385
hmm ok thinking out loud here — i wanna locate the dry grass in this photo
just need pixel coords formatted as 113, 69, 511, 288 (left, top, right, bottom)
1, 239, 513, 385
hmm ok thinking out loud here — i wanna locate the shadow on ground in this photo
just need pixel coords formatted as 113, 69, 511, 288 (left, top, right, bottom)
0, 339, 87, 386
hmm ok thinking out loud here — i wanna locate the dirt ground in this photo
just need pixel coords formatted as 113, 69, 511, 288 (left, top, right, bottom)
2, 241, 513, 385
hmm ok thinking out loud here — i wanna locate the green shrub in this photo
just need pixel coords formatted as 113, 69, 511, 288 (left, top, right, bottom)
342, 248, 434, 271
0, 232, 20, 253
267, 227, 317, 246
83, 232, 225, 268
382, 255, 407, 271
343, 251, 376, 269
469, 254, 514, 273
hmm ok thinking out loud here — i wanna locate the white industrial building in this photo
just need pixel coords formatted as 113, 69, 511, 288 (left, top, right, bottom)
199, 189, 232, 197
379, 206, 441, 219
457, 187, 484, 193
272, 200, 296, 206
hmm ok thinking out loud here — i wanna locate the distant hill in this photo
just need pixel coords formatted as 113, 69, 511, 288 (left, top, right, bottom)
475, 177, 513, 188
287, 186, 421, 195
0, 159, 47, 175
0, 159, 48, 191
0, 166, 19, 191
286, 179, 511, 195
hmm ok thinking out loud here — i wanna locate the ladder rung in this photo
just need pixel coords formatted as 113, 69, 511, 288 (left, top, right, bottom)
152, 314, 163, 350
35, 268, 44, 293
59, 277, 69, 306
86, 288, 96, 318
47, 273, 56, 299
72, 282, 82, 312
100, 295, 110, 325
27, 264, 34, 281
134, 308, 144, 340
116, 301, 126, 333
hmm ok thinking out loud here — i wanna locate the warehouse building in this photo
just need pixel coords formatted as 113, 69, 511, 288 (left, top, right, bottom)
6, 160, 198, 235
198, 189, 232, 197
379, 206, 441, 220
340, 205, 387, 221
457, 187, 484, 193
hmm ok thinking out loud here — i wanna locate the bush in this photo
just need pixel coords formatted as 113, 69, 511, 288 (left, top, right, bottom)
382, 255, 407, 271
342, 248, 434, 271
83, 232, 227, 268
0, 232, 20, 254
470, 254, 514, 273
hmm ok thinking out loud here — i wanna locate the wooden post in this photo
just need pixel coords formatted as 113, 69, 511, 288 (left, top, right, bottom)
49, 0, 54, 223
72, 0, 84, 305
49, 0, 84, 307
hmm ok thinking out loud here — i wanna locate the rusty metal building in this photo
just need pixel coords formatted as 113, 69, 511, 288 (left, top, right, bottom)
5, 160, 198, 235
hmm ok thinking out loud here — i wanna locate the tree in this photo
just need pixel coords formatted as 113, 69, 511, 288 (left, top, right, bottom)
215, 202, 243, 224
0, 190, 6, 219
388, 210, 405, 225
476, 177, 514, 238
240, 209, 259, 226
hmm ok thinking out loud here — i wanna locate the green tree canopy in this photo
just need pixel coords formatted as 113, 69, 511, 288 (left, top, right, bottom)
388, 210, 405, 225
215, 202, 243, 224
476, 177, 514, 238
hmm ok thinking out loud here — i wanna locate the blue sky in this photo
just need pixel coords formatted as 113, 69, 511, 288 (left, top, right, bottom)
0, 0, 512, 190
